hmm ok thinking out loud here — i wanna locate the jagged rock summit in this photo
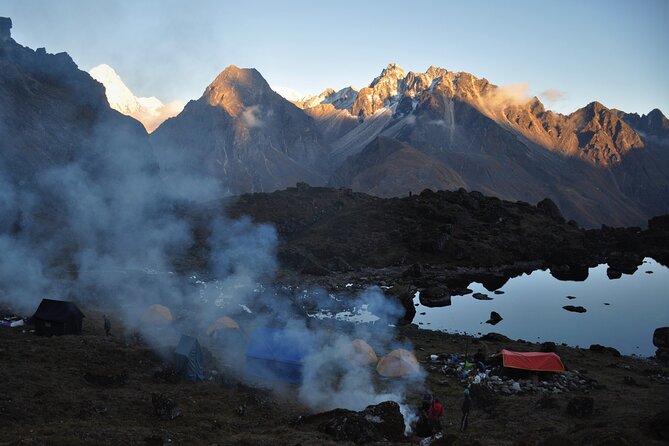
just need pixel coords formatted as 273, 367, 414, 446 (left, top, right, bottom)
151, 64, 329, 194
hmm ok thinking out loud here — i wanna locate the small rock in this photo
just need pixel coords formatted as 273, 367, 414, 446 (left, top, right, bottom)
486, 311, 503, 325
562, 305, 586, 313
565, 295, 576, 300
473, 292, 493, 301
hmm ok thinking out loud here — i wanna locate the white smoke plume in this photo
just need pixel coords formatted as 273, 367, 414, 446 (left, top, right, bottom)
0, 41, 424, 424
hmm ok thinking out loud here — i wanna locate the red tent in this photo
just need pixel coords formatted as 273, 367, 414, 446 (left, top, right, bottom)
497, 349, 565, 372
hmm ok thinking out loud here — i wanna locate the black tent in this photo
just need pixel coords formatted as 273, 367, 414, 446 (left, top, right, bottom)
175, 335, 205, 382
31, 299, 85, 336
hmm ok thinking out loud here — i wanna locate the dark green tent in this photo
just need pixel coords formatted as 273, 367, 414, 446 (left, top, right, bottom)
174, 335, 205, 382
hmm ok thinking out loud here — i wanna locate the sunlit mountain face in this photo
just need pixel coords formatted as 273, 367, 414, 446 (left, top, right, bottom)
90, 64, 183, 133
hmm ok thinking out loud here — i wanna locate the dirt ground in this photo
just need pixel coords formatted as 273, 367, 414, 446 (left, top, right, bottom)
0, 307, 667, 446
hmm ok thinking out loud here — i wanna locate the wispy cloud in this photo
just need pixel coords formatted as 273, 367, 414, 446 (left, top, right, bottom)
540, 88, 567, 102
241, 105, 263, 128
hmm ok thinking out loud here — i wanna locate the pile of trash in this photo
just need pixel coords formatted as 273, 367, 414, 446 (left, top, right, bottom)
429, 354, 599, 395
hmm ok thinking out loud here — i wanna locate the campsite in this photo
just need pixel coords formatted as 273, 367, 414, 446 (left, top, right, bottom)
1, 302, 667, 445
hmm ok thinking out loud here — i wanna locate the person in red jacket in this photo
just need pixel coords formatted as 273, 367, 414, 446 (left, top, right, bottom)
428, 397, 444, 433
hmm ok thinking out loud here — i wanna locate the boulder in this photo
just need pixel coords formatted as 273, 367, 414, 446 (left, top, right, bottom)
420, 286, 452, 307
566, 396, 594, 417
486, 311, 503, 325
606, 268, 623, 279
360, 401, 405, 442
550, 264, 589, 281
318, 401, 405, 444
537, 198, 564, 222
655, 348, 669, 363
589, 344, 621, 357
472, 292, 493, 301
480, 332, 510, 342
540, 342, 557, 353
652, 327, 669, 349
563, 305, 587, 313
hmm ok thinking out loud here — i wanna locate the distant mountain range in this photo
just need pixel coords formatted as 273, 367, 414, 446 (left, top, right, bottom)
2, 17, 668, 228
151, 63, 668, 227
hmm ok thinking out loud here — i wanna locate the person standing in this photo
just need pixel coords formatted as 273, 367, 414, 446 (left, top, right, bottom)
460, 387, 471, 431
428, 397, 444, 433
103, 314, 112, 337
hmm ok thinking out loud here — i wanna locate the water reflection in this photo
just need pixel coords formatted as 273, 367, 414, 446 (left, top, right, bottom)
413, 258, 669, 356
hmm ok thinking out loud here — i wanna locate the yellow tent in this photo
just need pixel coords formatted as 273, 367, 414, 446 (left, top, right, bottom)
376, 349, 420, 377
141, 304, 173, 325
206, 316, 240, 337
350, 339, 378, 366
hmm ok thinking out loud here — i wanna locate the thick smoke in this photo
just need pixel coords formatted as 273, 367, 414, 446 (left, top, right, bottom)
0, 52, 423, 422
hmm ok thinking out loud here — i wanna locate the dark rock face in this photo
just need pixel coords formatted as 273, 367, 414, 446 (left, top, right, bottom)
566, 396, 594, 417
563, 305, 587, 313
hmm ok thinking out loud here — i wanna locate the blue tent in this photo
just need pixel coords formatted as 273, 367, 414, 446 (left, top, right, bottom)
175, 335, 205, 382
245, 327, 310, 384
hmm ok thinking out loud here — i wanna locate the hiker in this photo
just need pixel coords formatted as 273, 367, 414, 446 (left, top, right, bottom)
460, 387, 471, 431
421, 391, 433, 414
428, 397, 444, 433
103, 314, 111, 336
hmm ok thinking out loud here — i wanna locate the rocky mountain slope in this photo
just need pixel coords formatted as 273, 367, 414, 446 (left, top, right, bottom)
149, 59, 669, 227
295, 64, 669, 227
89, 64, 184, 133
0, 18, 153, 186
151, 65, 330, 194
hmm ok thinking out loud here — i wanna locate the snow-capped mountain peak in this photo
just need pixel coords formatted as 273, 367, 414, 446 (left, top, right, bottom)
89, 64, 184, 132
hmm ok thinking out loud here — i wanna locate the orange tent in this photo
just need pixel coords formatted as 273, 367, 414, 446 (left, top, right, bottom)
350, 339, 378, 366
376, 349, 420, 377
141, 304, 173, 325
206, 316, 240, 337
497, 349, 565, 372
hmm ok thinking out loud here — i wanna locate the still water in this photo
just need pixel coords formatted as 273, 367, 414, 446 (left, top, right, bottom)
413, 258, 669, 357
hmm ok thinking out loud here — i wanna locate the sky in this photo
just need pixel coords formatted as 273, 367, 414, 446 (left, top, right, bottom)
2, 0, 668, 115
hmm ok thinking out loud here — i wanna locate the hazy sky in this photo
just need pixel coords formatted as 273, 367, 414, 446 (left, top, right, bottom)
3, 0, 668, 115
